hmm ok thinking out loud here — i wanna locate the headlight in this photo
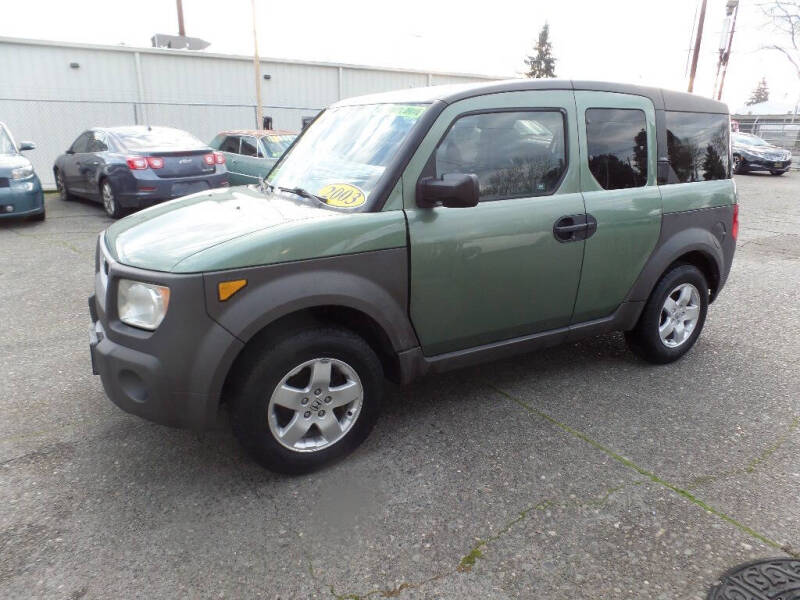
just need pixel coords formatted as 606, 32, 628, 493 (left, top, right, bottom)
117, 279, 170, 330
11, 165, 33, 180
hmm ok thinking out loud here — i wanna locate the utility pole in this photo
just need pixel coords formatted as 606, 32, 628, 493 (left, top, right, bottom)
176, 0, 186, 37
688, 0, 707, 93
715, 0, 739, 101
251, 0, 264, 129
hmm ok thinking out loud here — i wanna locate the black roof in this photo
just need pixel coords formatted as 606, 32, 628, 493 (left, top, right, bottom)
336, 79, 729, 114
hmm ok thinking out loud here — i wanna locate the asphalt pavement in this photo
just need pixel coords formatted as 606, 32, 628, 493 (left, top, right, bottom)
1, 174, 798, 599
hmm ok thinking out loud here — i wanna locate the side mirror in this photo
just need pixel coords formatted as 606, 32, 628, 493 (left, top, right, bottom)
18, 141, 36, 151
65, 149, 75, 155
417, 173, 480, 208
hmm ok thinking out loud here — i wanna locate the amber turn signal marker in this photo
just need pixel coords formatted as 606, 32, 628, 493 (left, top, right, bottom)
218, 279, 247, 301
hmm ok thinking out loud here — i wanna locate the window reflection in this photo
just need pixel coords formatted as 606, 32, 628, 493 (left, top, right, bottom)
666, 112, 729, 183
585, 108, 648, 190
435, 111, 567, 200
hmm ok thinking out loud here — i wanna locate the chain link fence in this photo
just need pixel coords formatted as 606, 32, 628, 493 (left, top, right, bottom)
0, 98, 321, 189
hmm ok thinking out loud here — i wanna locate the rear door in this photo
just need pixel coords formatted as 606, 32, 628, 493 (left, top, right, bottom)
217, 136, 245, 184
571, 91, 662, 322
403, 90, 587, 356
236, 135, 263, 184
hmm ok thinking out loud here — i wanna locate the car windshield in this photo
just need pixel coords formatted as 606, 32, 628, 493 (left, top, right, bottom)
262, 134, 296, 159
267, 103, 429, 204
0, 126, 16, 155
734, 133, 770, 147
114, 127, 207, 151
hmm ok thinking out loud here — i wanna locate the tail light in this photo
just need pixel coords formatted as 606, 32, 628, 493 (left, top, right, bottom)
126, 156, 148, 170
213, 152, 225, 165
731, 203, 739, 240
146, 157, 164, 169
203, 154, 215, 166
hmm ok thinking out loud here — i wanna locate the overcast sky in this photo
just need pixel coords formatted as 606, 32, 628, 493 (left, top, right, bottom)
3, 0, 798, 111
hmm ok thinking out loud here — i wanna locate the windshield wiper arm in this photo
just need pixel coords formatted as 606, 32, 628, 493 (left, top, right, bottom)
278, 186, 325, 203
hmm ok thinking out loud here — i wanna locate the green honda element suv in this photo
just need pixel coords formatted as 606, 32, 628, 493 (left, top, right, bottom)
89, 80, 737, 473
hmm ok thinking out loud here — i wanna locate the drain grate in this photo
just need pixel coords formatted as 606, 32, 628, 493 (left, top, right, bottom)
708, 558, 800, 599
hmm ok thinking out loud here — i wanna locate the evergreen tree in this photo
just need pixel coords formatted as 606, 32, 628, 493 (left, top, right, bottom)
525, 23, 557, 79
746, 78, 769, 105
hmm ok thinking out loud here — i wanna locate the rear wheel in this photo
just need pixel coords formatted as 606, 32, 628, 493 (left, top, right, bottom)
625, 264, 709, 364
100, 179, 124, 219
55, 170, 72, 201
230, 327, 383, 474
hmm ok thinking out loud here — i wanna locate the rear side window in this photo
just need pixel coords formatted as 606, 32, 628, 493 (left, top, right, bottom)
241, 136, 259, 157
585, 108, 648, 190
218, 136, 240, 153
666, 112, 729, 183
434, 110, 567, 201
88, 132, 108, 152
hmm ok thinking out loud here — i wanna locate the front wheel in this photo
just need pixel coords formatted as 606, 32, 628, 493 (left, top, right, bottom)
732, 154, 744, 174
625, 264, 709, 364
56, 170, 72, 201
230, 327, 383, 474
770, 170, 785, 176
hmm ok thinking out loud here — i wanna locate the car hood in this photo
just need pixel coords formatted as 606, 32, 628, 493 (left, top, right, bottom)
104, 185, 407, 273
0, 154, 31, 175
735, 142, 788, 155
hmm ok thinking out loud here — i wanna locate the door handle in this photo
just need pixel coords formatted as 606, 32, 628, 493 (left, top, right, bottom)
553, 214, 597, 242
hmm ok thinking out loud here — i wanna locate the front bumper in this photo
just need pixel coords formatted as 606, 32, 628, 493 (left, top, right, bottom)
89, 237, 244, 430
740, 155, 792, 172
0, 177, 44, 219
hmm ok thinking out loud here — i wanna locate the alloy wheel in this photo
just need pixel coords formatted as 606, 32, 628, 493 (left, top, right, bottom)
57, 172, 68, 201
102, 182, 116, 216
659, 283, 701, 348
267, 358, 363, 452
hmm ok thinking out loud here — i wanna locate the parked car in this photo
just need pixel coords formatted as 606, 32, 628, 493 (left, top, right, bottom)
0, 122, 44, 221
89, 80, 737, 474
54, 126, 228, 218
732, 132, 792, 175
209, 130, 297, 185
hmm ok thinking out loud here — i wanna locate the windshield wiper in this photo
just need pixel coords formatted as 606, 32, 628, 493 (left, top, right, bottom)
277, 186, 326, 203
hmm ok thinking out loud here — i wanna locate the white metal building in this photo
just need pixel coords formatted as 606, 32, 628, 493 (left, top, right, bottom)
0, 37, 504, 188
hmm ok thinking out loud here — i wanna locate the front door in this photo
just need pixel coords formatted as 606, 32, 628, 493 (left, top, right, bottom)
570, 91, 662, 323
63, 132, 91, 192
404, 90, 587, 356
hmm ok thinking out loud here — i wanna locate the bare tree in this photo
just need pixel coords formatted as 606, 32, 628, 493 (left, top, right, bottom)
761, 1, 800, 80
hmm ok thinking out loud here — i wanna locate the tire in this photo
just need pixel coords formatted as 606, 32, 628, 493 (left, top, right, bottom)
100, 178, 124, 219
732, 154, 745, 175
55, 170, 72, 201
770, 171, 785, 176
30, 209, 45, 222
230, 327, 383, 474
625, 264, 709, 364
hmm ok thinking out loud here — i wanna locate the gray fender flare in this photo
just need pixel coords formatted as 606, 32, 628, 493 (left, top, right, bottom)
626, 226, 724, 304
203, 249, 418, 352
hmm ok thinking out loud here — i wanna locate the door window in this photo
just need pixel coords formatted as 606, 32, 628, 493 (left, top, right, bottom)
70, 132, 92, 153
585, 108, 648, 190
219, 136, 240, 154
434, 110, 567, 200
241, 136, 259, 157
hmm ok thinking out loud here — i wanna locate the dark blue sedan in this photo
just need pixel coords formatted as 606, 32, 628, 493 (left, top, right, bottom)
54, 126, 229, 218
